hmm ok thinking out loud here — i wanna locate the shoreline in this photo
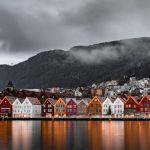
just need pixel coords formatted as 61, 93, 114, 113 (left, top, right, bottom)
1, 117, 150, 121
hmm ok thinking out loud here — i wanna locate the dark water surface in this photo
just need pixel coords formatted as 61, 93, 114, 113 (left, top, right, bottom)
0, 121, 150, 150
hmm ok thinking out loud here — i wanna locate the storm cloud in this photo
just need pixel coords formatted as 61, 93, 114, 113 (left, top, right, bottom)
0, 0, 150, 64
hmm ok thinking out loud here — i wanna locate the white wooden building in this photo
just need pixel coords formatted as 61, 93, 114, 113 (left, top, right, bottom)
112, 97, 124, 116
22, 97, 41, 117
102, 97, 113, 115
12, 98, 25, 117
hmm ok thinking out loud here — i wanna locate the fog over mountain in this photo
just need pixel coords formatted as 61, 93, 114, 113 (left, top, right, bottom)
0, 37, 150, 90
1, 0, 150, 65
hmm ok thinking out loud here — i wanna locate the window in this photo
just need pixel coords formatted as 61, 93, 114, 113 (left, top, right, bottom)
48, 104, 51, 107
48, 109, 52, 112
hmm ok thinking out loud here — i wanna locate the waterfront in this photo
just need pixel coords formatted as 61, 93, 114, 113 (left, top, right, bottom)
0, 121, 150, 150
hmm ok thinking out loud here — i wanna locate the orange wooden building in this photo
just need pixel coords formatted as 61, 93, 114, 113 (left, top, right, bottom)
53, 98, 66, 117
87, 96, 102, 116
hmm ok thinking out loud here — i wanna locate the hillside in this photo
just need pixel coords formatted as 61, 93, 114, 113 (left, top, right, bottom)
0, 37, 150, 90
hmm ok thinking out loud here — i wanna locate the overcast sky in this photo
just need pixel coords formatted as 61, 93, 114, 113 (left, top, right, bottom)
0, 0, 150, 65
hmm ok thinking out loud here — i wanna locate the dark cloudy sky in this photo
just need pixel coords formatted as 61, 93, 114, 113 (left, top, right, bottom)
0, 0, 150, 64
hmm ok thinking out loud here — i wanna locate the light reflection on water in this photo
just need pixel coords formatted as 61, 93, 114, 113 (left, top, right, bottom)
0, 121, 150, 150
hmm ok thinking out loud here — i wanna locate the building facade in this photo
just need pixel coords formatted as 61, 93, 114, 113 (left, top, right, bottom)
77, 99, 88, 115
41, 98, 55, 117
124, 96, 139, 115
87, 96, 102, 116
53, 98, 66, 117
112, 97, 124, 116
0, 96, 13, 117
138, 95, 150, 113
12, 98, 24, 117
22, 97, 41, 117
66, 98, 77, 116
102, 97, 113, 115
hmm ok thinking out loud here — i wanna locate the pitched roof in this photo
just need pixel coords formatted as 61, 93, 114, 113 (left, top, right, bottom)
138, 95, 150, 104
113, 97, 124, 104
5, 96, 16, 104
41, 98, 56, 105
66, 98, 77, 104
27, 97, 41, 105
88, 96, 101, 106
54, 98, 66, 106
102, 97, 113, 104
76, 99, 88, 105
125, 96, 139, 104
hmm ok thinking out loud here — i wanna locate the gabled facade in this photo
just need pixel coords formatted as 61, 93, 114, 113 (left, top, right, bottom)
102, 97, 113, 115
112, 97, 124, 115
12, 98, 24, 117
77, 99, 88, 115
87, 96, 102, 116
22, 97, 41, 117
138, 95, 150, 113
124, 96, 139, 114
53, 98, 66, 117
66, 98, 77, 116
0, 96, 13, 117
41, 98, 55, 117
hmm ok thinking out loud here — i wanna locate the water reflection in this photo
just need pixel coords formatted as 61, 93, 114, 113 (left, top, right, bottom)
0, 121, 150, 150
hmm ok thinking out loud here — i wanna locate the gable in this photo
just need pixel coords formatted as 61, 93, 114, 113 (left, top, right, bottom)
125, 96, 138, 105
22, 98, 32, 106
0, 97, 12, 106
113, 98, 124, 105
13, 99, 22, 105
88, 96, 101, 106
67, 99, 77, 105
78, 100, 87, 106
54, 98, 66, 106
102, 98, 112, 105
139, 96, 150, 104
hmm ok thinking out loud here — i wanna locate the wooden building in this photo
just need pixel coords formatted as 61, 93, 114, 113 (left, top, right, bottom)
53, 98, 66, 117
87, 96, 102, 116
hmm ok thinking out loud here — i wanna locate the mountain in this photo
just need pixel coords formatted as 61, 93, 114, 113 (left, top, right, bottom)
1, 37, 150, 90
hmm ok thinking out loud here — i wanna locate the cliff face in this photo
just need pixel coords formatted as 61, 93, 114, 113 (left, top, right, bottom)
0, 37, 150, 90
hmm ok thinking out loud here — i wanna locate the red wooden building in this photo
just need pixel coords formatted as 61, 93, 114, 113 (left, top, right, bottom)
41, 98, 55, 117
138, 95, 150, 113
66, 98, 77, 116
124, 96, 139, 114
0, 96, 15, 117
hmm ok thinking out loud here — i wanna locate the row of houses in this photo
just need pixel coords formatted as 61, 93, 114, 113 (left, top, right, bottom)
0, 95, 150, 117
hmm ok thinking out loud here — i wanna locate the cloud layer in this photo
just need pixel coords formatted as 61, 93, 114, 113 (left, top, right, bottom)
0, 0, 150, 64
